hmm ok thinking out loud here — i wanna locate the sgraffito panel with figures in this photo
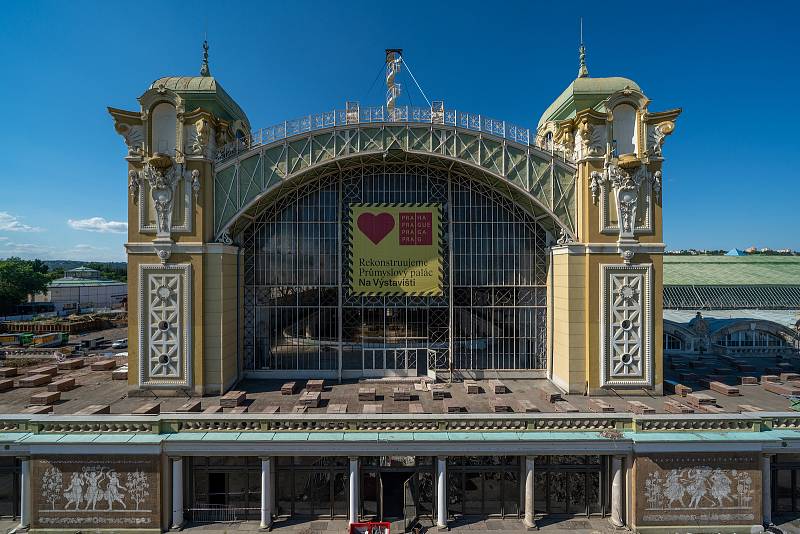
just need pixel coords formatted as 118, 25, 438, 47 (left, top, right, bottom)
634, 453, 761, 527
31, 455, 160, 530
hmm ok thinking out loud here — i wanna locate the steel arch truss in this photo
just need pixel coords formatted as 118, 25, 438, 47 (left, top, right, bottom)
213, 124, 577, 240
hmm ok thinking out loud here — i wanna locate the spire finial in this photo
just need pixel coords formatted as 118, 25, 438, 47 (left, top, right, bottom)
200, 39, 211, 77
578, 18, 589, 78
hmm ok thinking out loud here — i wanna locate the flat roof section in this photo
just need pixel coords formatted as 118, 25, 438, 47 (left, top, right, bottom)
1, 352, 800, 417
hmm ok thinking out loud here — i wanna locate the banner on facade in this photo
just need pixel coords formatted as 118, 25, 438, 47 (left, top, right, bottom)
349, 203, 443, 296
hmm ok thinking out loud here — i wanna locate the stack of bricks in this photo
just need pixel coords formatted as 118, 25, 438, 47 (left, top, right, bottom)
220, 390, 246, 408
299, 391, 321, 408
392, 387, 411, 401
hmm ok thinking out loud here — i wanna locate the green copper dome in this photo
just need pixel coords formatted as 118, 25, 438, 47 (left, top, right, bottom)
149, 76, 249, 128
537, 76, 641, 128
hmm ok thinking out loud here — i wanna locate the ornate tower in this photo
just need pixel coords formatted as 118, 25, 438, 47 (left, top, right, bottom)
109, 44, 250, 395
537, 52, 680, 395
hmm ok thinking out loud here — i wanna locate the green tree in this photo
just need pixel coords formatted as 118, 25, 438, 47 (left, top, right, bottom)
0, 257, 50, 313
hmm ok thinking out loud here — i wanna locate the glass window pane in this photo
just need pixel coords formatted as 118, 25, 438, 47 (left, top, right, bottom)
464, 472, 483, 515
548, 472, 567, 514
504, 471, 519, 517
776, 469, 793, 512
448, 472, 463, 517
567, 472, 586, 514
277, 470, 293, 516
484, 472, 503, 516
0, 473, 15, 517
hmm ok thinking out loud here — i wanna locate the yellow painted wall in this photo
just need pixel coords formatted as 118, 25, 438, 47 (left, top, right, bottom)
202, 251, 240, 394
550, 251, 586, 393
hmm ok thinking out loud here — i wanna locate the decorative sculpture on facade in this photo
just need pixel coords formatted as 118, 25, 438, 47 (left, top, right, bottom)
652, 170, 662, 202
589, 170, 603, 205
576, 119, 605, 160
140, 154, 179, 236
647, 120, 675, 158
218, 230, 233, 245
113, 122, 144, 158
191, 169, 201, 195
128, 170, 140, 203
190, 118, 211, 157
556, 227, 574, 245
592, 162, 659, 240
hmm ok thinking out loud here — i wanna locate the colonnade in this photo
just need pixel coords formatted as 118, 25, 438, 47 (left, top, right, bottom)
161, 454, 629, 531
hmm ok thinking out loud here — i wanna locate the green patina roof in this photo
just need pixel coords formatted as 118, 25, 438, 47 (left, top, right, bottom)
664, 255, 800, 286
149, 76, 249, 127
537, 76, 641, 128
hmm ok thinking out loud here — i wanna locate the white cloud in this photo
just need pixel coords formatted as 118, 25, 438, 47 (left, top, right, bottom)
68, 217, 128, 234
0, 212, 43, 232
0, 242, 51, 255
0, 241, 125, 262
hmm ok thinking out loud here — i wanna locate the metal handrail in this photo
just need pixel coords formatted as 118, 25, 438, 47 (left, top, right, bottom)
216, 105, 574, 164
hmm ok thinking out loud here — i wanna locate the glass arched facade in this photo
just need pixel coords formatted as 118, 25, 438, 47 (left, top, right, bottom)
241, 164, 549, 375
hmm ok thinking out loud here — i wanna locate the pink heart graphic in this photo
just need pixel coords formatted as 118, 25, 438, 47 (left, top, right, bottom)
357, 212, 395, 245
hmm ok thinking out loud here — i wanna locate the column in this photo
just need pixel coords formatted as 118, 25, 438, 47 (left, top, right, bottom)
260, 457, 273, 530
436, 456, 447, 530
171, 457, 184, 530
523, 456, 536, 529
18, 456, 30, 530
763, 454, 772, 527
349, 456, 359, 525
610, 456, 624, 528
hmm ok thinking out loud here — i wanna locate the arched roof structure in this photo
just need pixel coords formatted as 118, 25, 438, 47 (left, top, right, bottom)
213, 107, 577, 240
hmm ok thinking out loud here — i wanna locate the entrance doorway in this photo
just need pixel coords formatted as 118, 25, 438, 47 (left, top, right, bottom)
381, 472, 411, 519
361, 457, 435, 531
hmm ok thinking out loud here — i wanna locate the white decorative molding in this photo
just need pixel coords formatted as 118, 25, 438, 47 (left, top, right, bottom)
138, 263, 192, 389
646, 120, 675, 158
125, 242, 239, 255
134, 156, 194, 235
575, 122, 606, 161
191, 169, 201, 195
550, 243, 666, 256
113, 122, 144, 159
592, 162, 657, 238
556, 227, 574, 245
185, 118, 216, 160
218, 230, 233, 246
600, 263, 654, 388
128, 170, 140, 203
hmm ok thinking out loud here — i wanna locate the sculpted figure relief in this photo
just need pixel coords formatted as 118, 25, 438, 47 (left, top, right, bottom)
191, 118, 211, 157
140, 155, 179, 236
114, 122, 144, 157
644, 466, 753, 511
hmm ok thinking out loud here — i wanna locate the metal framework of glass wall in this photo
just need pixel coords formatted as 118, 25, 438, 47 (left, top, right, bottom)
241, 164, 549, 374
275, 457, 349, 518
771, 455, 800, 516
188, 457, 261, 522
532, 455, 606, 516
447, 456, 521, 518
0, 457, 19, 519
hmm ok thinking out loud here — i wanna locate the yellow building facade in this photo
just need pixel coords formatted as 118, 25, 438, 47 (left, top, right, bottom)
109, 51, 679, 398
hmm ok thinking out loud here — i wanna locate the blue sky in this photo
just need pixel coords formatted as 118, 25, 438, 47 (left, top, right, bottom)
0, 0, 797, 261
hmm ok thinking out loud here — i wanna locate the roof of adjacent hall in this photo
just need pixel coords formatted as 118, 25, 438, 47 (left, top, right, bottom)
663, 255, 800, 286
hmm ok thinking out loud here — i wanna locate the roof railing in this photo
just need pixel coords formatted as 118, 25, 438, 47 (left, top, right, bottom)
215, 105, 575, 164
